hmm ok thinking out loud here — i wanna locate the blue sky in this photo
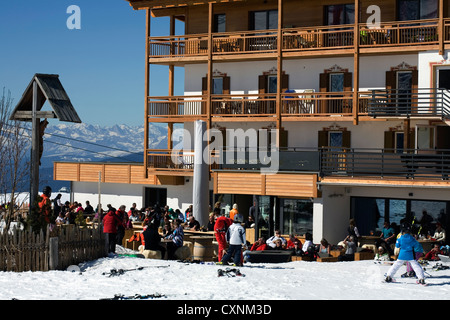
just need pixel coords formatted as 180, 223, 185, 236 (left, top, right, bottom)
0, 0, 183, 127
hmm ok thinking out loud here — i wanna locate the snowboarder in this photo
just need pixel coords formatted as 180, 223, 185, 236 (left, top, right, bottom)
385, 222, 426, 285
219, 214, 246, 266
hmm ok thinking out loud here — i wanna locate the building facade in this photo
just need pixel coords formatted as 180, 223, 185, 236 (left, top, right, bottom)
54, 0, 450, 245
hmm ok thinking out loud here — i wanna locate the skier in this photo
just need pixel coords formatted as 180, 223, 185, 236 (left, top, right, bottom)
214, 210, 233, 262
385, 222, 426, 285
219, 214, 246, 266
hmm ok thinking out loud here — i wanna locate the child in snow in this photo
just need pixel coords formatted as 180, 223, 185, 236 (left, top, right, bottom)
220, 215, 246, 266
385, 223, 426, 285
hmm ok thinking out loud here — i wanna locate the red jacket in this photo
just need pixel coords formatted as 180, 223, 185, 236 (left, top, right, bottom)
103, 210, 122, 233
251, 242, 267, 251
214, 216, 233, 233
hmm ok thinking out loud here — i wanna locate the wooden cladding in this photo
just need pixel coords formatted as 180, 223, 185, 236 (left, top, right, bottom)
53, 162, 184, 186
214, 171, 318, 198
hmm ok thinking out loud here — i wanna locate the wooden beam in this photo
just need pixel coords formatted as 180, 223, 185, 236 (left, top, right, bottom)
206, 2, 213, 130
439, 0, 444, 55
144, 9, 151, 178
276, 0, 283, 146
12, 111, 57, 119
353, 0, 360, 125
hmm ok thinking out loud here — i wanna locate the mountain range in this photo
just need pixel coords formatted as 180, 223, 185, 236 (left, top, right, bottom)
38, 122, 168, 191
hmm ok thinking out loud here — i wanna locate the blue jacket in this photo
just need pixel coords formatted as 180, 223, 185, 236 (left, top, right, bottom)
396, 233, 423, 260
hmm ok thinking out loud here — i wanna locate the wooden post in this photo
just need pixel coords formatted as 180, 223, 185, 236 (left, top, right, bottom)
144, 9, 151, 178
207, 2, 213, 131
30, 80, 40, 213
276, 0, 283, 145
438, 0, 444, 55
98, 171, 101, 215
169, 15, 175, 150
49, 237, 58, 270
353, 0, 360, 125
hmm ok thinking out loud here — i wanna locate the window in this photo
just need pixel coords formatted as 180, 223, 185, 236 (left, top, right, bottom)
398, 0, 437, 21
214, 14, 226, 33
416, 125, 435, 150
325, 4, 354, 25
351, 196, 448, 236
250, 10, 278, 30
267, 75, 277, 94
330, 73, 344, 92
212, 77, 223, 94
280, 199, 313, 235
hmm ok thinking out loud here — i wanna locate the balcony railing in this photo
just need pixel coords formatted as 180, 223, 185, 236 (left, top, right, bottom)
147, 89, 449, 119
321, 147, 450, 180
148, 18, 447, 59
211, 147, 450, 180
368, 88, 450, 118
148, 96, 207, 117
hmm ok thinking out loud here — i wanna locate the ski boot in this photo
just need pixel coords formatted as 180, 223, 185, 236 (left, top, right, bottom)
217, 269, 225, 277
416, 278, 426, 286
384, 276, 393, 283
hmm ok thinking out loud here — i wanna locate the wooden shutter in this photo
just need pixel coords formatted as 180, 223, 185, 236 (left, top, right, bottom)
258, 75, 268, 94
279, 127, 288, 148
342, 130, 351, 148
223, 76, 230, 94
411, 70, 418, 113
281, 74, 289, 92
343, 72, 353, 113
319, 73, 329, 113
385, 71, 397, 90
384, 131, 395, 153
318, 130, 328, 147
202, 76, 208, 95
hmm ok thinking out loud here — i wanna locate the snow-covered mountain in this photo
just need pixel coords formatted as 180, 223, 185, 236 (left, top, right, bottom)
36, 122, 168, 191
40, 122, 167, 167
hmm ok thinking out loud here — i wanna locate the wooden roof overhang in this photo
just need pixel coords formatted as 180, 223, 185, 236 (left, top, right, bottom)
126, 0, 245, 10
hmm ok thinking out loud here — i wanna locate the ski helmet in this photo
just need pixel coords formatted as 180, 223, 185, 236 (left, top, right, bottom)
401, 222, 411, 233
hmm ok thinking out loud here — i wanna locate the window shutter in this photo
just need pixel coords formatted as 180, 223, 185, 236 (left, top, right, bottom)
343, 72, 353, 113
223, 76, 230, 94
319, 73, 329, 113
342, 130, 351, 148
202, 76, 208, 95
318, 130, 328, 147
282, 74, 289, 92
384, 131, 395, 153
385, 71, 396, 91
258, 75, 268, 94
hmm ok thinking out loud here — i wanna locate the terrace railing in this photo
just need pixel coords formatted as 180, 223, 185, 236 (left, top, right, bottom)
368, 88, 450, 118
321, 147, 450, 180
211, 146, 450, 180
148, 19, 445, 59
148, 96, 207, 117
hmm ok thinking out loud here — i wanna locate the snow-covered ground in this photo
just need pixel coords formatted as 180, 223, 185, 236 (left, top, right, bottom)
0, 246, 449, 301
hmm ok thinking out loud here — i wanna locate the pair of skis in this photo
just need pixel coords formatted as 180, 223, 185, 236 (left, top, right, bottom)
102, 265, 169, 277
217, 268, 245, 277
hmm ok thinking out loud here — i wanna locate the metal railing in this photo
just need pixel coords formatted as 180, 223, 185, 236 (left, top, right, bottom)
368, 88, 450, 118
321, 147, 450, 180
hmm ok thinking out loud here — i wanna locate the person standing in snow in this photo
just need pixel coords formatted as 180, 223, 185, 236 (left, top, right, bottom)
214, 209, 233, 262
385, 223, 426, 285
220, 215, 246, 266
103, 205, 123, 254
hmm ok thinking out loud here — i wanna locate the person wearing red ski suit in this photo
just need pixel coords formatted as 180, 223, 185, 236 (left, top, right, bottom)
214, 215, 233, 262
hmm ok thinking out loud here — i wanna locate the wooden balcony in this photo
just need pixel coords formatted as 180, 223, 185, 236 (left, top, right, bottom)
148, 19, 448, 63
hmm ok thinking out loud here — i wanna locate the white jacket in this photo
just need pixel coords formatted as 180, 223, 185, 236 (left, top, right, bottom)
226, 222, 246, 245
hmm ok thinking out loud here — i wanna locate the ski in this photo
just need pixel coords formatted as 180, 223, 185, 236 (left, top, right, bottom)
100, 293, 166, 300
217, 268, 245, 277
102, 265, 169, 277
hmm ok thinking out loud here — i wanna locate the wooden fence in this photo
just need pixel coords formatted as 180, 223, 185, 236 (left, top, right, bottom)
0, 224, 107, 272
